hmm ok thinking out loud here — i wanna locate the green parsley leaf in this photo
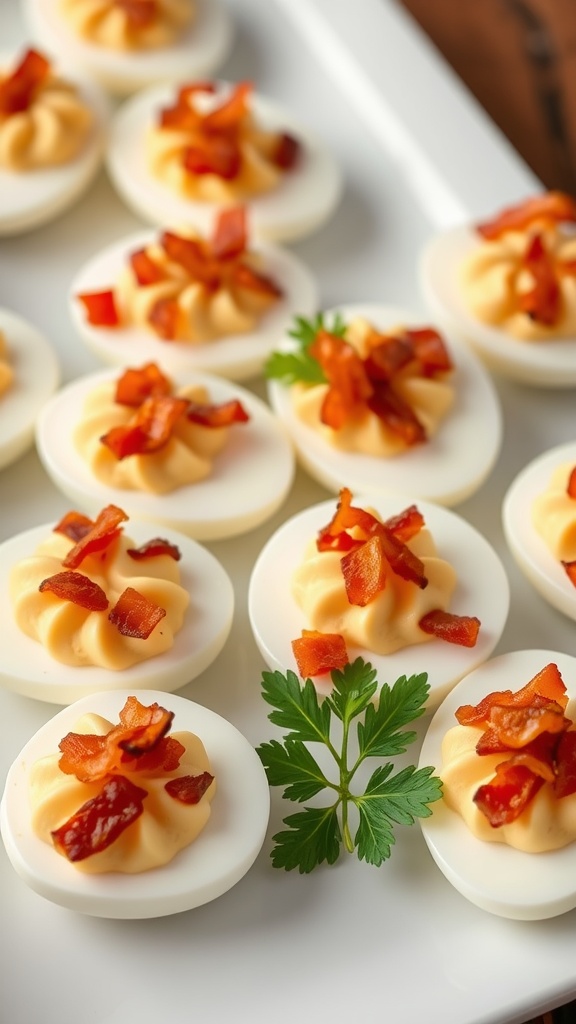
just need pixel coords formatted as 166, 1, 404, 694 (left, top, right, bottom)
256, 658, 443, 872
263, 311, 348, 385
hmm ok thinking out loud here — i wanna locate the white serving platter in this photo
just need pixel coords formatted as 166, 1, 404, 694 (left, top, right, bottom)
2, 1, 575, 1023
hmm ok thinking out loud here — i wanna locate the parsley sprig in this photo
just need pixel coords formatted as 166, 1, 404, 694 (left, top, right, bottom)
256, 658, 442, 872
264, 311, 347, 385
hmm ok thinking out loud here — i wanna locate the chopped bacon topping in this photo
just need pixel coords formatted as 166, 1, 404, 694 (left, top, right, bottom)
58, 696, 181, 782
0, 48, 50, 117
117, 0, 157, 30
562, 560, 576, 588
100, 394, 189, 459
39, 571, 109, 612
108, 586, 166, 639
61, 504, 128, 570
51, 775, 148, 862
517, 232, 561, 326
148, 296, 181, 340
454, 663, 576, 827
53, 510, 95, 543
165, 772, 214, 804
186, 397, 249, 427
309, 324, 452, 443
382, 504, 425, 543
475, 191, 576, 240
77, 289, 120, 328
341, 535, 388, 606
114, 362, 172, 406
418, 610, 480, 648
129, 248, 166, 286
127, 538, 181, 561
292, 629, 349, 678
272, 132, 300, 170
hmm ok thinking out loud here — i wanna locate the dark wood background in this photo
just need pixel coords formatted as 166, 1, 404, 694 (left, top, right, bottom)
400, 0, 576, 194
398, 4, 575, 1023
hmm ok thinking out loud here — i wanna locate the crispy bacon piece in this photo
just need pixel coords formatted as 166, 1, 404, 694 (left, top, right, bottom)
186, 397, 249, 427
383, 504, 424, 543
367, 382, 426, 446
456, 662, 568, 726
203, 80, 252, 131
59, 696, 181, 782
486, 702, 568, 748
159, 81, 216, 131
62, 504, 128, 570
406, 327, 454, 376
114, 362, 172, 406
77, 289, 120, 328
476, 191, 576, 240
473, 763, 544, 827
418, 610, 480, 647
311, 331, 373, 430
553, 731, 576, 798
562, 560, 576, 588
108, 586, 166, 639
39, 571, 109, 611
212, 206, 247, 260
517, 232, 561, 326
272, 132, 300, 169
51, 775, 148, 862
341, 535, 388, 606
165, 772, 214, 804
53, 510, 94, 543
184, 135, 241, 179
291, 629, 349, 678
100, 394, 189, 459
129, 248, 166, 286
117, 0, 157, 30
148, 296, 181, 340
127, 538, 181, 561
231, 262, 283, 299
0, 48, 50, 116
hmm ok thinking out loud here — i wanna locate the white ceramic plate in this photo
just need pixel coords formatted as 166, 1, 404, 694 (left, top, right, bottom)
68, 229, 318, 379
503, 440, 576, 621
420, 225, 576, 387
35, 367, 295, 540
0, 307, 60, 470
23, 0, 233, 96
0, 52, 108, 236
0, 520, 234, 703
105, 82, 343, 242
248, 492, 510, 714
266, 303, 503, 506
0, 688, 270, 918
419, 648, 576, 920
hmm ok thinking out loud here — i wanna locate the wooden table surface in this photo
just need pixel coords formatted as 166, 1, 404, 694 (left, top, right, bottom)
398, 4, 576, 1022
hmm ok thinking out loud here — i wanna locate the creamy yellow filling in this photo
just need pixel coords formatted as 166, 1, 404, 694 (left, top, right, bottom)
74, 381, 229, 493
291, 318, 454, 456
60, 0, 195, 50
292, 521, 457, 655
0, 71, 92, 171
440, 716, 576, 852
531, 462, 576, 561
459, 227, 576, 339
10, 529, 189, 668
29, 711, 215, 873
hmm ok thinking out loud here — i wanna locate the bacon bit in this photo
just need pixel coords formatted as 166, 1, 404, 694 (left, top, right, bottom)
476, 191, 576, 240
367, 382, 426, 446
272, 132, 300, 169
487, 702, 568, 748
159, 81, 216, 131
148, 296, 181, 340
212, 206, 247, 260
383, 504, 424, 543
231, 262, 284, 299
114, 363, 172, 407
108, 586, 166, 639
53, 510, 94, 543
473, 763, 544, 827
291, 629, 349, 678
456, 662, 568, 726
0, 48, 50, 116
553, 731, 576, 798
117, 0, 157, 30
62, 505, 128, 570
77, 289, 120, 328
184, 135, 241, 179
39, 571, 109, 612
51, 775, 148, 862
165, 772, 214, 804
317, 487, 380, 551
567, 466, 576, 499
310, 331, 373, 430
59, 696, 181, 782
517, 232, 561, 326
159, 81, 254, 181
127, 538, 182, 561
203, 80, 252, 131
406, 327, 454, 376
419, 610, 480, 647
186, 397, 249, 427
476, 725, 558, 764
562, 560, 576, 587
129, 248, 166, 286
100, 394, 189, 459
341, 535, 388, 606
